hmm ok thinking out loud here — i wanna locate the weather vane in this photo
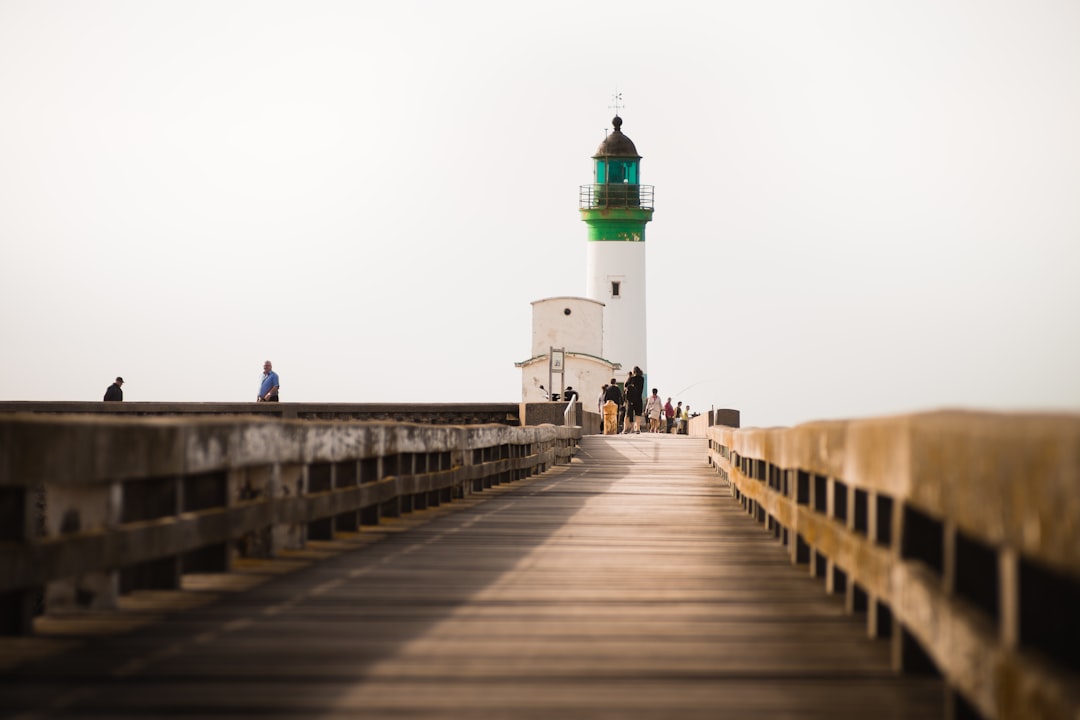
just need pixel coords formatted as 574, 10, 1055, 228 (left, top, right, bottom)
609, 91, 624, 116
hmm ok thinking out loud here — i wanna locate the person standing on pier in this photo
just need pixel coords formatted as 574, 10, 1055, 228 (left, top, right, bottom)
602, 379, 623, 435
258, 361, 280, 402
620, 371, 634, 433
103, 377, 124, 402
644, 388, 663, 433
624, 367, 645, 434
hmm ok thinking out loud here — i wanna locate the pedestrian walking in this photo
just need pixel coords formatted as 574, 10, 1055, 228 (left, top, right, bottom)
644, 388, 663, 433
103, 377, 124, 402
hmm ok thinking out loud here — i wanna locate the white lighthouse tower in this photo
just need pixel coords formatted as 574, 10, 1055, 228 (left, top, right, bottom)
581, 115, 654, 384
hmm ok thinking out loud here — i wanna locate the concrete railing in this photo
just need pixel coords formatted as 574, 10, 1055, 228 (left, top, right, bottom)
707, 410, 1080, 720
0, 401, 605, 434
0, 414, 581, 636
0, 401, 526, 425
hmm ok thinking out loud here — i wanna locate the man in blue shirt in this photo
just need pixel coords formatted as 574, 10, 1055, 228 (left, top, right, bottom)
258, 360, 280, 402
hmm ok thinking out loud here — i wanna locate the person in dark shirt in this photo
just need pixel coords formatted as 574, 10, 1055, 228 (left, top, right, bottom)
103, 377, 124, 402
625, 366, 645, 433
603, 380, 623, 406
602, 379, 623, 435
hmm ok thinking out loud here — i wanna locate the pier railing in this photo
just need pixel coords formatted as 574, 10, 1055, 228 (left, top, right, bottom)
0, 401, 526, 425
707, 410, 1080, 720
0, 401, 596, 431
0, 414, 581, 635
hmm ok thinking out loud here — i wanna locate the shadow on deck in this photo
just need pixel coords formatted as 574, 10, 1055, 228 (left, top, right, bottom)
0, 435, 943, 719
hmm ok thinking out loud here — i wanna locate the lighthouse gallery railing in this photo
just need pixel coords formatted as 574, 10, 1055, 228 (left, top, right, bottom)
579, 184, 654, 210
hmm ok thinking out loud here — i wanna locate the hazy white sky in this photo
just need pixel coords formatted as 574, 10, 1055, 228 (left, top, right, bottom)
2, 1, 1078, 428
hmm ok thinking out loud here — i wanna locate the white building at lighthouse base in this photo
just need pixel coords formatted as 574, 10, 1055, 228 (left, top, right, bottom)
515, 296, 620, 405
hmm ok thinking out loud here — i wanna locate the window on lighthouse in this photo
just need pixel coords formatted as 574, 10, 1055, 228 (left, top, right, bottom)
596, 160, 639, 184
611, 281, 621, 298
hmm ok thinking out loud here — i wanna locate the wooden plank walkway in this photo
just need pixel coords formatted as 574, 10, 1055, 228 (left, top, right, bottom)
1, 435, 944, 719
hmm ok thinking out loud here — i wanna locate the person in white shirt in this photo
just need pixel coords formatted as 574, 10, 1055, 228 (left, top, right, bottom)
644, 388, 663, 433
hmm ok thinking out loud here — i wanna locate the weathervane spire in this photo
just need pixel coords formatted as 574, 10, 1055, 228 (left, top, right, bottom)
609, 91, 624, 116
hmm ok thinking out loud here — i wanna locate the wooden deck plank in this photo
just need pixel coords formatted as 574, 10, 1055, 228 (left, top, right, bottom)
0, 435, 945, 718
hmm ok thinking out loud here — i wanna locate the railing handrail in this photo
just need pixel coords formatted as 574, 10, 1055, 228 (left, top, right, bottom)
706, 410, 1080, 720
0, 401, 524, 425
0, 414, 582, 635
579, 183, 654, 210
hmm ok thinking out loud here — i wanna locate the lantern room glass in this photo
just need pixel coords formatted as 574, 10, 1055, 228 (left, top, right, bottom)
595, 159, 639, 185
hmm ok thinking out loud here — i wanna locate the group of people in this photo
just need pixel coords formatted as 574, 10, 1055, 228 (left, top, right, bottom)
652, 393, 692, 435
106, 364, 694, 436
597, 367, 692, 435
103, 361, 281, 403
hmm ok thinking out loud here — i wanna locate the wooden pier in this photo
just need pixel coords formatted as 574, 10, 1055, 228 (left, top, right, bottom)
1, 434, 944, 718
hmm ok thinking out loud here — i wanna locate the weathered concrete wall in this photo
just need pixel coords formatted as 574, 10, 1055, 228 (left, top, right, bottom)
707, 410, 1080, 720
711, 408, 740, 429
688, 408, 740, 436
0, 402, 636, 438
0, 402, 526, 425
518, 404, 603, 436
0, 414, 582, 635
580, 410, 602, 436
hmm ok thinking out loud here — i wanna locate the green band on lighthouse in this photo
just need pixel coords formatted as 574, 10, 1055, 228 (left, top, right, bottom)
580, 207, 654, 242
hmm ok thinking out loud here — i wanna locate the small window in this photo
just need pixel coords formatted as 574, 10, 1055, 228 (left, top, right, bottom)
611, 281, 620, 297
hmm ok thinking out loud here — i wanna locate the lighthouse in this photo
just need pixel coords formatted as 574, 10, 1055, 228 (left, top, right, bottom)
514, 114, 653, 408
581, 115, 654, 383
